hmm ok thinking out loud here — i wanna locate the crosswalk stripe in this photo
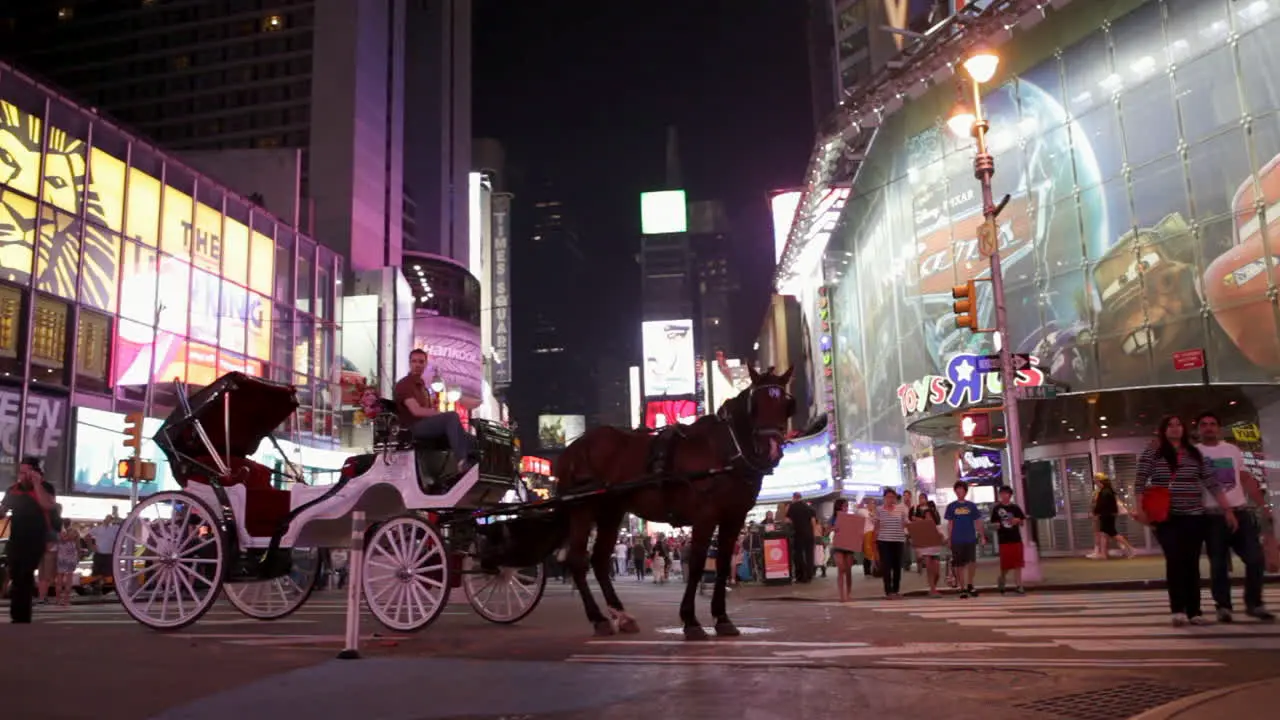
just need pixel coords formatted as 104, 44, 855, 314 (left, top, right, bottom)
953, 615, 1184, 627
999, 624, 1280, 638
908, 606, 1176, 619
567, 654, 815, 666
876, 657, 1224, 668
1061, 637, 1280, 652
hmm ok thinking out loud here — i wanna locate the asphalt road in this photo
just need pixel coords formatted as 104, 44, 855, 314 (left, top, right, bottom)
3, 574, 1278, 720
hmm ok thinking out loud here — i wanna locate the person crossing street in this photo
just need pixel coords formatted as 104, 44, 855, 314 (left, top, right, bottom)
1, 457, 58, 624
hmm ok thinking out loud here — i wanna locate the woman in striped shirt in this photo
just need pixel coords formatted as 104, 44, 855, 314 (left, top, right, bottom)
1134, 415, 1238, 626
874, 488, 910, 598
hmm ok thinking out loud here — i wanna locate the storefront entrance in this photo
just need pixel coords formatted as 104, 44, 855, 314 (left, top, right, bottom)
1025, 438, 1154, 556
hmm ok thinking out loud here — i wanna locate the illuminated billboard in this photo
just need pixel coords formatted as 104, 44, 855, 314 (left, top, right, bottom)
642, 319, 695, 397
644, 399, 697, 429
710, 353, 751, 412
414, 315, 484, 403
769, 190, 802, 264
640, 190, 688, 235
538, 414, 585, 449
758, 429, 833, 502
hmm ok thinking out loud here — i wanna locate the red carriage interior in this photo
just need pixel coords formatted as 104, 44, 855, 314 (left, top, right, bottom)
183, 456, 292, 538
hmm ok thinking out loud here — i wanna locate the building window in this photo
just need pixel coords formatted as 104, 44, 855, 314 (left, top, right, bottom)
76, 311, 111, 393
57, 7, 73, 21
31, 296, 68, 384
0, 285, 20, 360
172, 55, 191, 70
262, 15, 284, 32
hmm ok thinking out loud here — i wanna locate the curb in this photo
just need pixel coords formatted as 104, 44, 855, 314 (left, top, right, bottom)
1127, 678, 1280, 720
748, 574, 1280, 602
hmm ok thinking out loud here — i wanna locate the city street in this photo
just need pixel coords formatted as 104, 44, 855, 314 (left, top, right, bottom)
4, 570, 1279, 720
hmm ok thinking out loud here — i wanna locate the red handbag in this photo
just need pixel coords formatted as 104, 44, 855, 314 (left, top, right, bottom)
1141, 487, 1172, 524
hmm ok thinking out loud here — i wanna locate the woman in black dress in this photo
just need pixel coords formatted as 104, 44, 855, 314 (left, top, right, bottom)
830, 498, 857, 602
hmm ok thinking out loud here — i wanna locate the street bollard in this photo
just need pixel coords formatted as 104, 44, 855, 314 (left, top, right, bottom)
337, 510, 366, 660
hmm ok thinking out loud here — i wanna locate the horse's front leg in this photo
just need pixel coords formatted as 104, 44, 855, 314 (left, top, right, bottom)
679, 521, 715, 641
711, 516, 747, 637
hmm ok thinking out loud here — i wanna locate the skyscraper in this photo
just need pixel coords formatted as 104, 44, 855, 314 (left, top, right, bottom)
0, 0, 473, 270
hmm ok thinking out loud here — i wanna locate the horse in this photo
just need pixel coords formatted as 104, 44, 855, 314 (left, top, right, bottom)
553, 366, 798, 640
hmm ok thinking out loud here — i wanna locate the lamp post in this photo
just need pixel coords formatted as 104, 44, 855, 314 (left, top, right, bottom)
949, 48, 1041, 582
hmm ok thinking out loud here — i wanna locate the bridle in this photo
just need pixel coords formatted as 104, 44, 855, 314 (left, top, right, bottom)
719, 383, 793, 474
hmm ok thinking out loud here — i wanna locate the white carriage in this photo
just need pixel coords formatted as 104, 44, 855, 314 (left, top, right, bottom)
111, 372, 556, 632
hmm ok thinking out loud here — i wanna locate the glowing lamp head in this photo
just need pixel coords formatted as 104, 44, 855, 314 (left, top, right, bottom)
963, 48, 1000, 84
948, 104, 977, 138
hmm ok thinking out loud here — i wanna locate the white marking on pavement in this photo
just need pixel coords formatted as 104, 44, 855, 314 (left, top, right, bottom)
169, 633, 409, 640
877, 657, 1224, 668
567, 654, 815, 666
1061, 637, 1280, 653
908, 605, 1175, 620
587, 640, 870, 648
998, 624, 1280, 638
42, 618, 317, 626
953, 615, 1181, 627
656, 625, 772, 635
770, 642, 1060, 659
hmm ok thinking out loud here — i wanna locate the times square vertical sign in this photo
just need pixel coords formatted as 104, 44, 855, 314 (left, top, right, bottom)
491, 194, 513, 387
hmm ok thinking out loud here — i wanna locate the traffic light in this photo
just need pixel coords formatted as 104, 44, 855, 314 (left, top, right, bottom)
952, 281, 977, 331
960, 412, 992, 442
123, 411, 144, 453
118, 458, 134, 479
117, 458, 157, 481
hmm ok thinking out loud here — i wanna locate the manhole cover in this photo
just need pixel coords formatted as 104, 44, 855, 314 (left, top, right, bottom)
656, 625, 772, 635
1015, 682, 1203, 720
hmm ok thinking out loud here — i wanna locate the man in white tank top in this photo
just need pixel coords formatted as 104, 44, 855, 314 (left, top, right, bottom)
1195, 412, 1274, 623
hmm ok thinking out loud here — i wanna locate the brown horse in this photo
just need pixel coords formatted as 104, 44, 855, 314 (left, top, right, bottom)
554, 366, 797, 640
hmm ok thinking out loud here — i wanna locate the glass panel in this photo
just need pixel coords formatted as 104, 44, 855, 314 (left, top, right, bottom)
87, 122, 127, 232
76, 310, 112, 395
1065, 455, 1096, 553
188, 267, 220, 345
314, 323, 329, 382
272, 225, 292, 304
294, 314, 313, 384
152, 330, 186, 385
186, 341, 218, 387
272, 305, 291, 370
1030, 459, 1070, 554
114, 317, 155, 390
31, 294, 69, 386
223, 195, 250, 287
0, 189, 36, 287
1238, 22, 1280, 116
1174, 46, 1242, 145
191, 182, 223, 276
1103, 454, 1149, 551
1129, 153, 1190, 228
219, 349, 258, 378
1061, 30, 1111, 116
1186, 129, 1253, 222
295, 239, 313, 313
157, 255, 190, 336
42, 98, 89, 215
1120, 75, 1179, 169
1073, 103, 1125, 184
79, 228, 120, 313
1163, 0, 1230, 65
118, 240, 156, 324
0, 283, 24, 378
0, 73, 46, 200
35, 205, 80, 300
316, 262, 329, 321
159, 163, 194, 260
126, 146, 162, 247
219, 282, 248, 355
247, 293, 271, 361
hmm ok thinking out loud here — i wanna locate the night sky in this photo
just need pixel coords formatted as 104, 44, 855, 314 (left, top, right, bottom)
472, 0, 816, 357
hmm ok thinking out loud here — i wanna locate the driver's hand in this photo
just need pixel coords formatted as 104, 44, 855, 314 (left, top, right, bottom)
1226, 512, 1239, 534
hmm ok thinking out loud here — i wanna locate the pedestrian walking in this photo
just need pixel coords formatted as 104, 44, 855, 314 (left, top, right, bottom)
1090, 472, 1135, 559
1, 457, 58, 623
911, 493, 944, 596
1194, 412, 1275, 622
1133, 415, 1238, 627
991, 485, 1028, 595
944, 481, 986, 599
55, 519, 80, 606
874, 488, 909, 598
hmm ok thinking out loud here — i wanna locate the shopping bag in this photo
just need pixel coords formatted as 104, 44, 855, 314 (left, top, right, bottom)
1141, 487, 1172, 523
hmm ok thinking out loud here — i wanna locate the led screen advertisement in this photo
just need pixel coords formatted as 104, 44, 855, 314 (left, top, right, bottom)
642, 319, 695, 397
769, 190, 802, 264
72, 407, 178, 497
758, 429, 834, 502
537, 415, 586, 450
831, 1, 1280, 444
644, 398, 698, 429
0, 387, 68, 491
640, 190, 688, 235
413, 314, 484, 403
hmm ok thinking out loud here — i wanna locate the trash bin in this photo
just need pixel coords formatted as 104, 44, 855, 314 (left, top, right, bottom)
760, 524, 793, 586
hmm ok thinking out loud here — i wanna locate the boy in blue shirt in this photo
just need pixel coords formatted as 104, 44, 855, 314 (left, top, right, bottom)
945, 481, 986, 598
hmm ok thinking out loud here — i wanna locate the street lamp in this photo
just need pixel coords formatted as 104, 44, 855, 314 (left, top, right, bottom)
430, 373, 445, 394
947, 47, 1041, 582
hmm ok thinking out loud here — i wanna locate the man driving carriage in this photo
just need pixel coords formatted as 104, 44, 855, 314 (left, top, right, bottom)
394, 349, 477, 476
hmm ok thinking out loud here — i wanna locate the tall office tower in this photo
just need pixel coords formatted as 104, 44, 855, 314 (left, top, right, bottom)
0, 0, 474, 271
688, 200, 741, 361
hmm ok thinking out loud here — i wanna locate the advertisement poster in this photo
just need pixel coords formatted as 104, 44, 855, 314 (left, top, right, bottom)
831, 1, 1280, 444
759, 429, 834, 502
537, 414, 586, 450
762, 536, 791, 581
413, 315, 483, 403
642, 319, 695, 397
0, 387, 68, 491
644, 398, 698, 429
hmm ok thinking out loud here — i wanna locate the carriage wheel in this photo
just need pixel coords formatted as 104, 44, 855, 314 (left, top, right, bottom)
224, 548, 321, 620
462, 553, 547, 624
362, 515, 451, 632
113, 491, 225, 631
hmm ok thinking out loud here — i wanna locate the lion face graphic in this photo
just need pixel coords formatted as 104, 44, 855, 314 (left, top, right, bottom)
0, 100, 119, 311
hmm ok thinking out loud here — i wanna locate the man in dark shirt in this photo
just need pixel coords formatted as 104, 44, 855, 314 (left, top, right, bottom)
393, 349, 476, 475
990, 485, 1027, 595
786, 492, 817, 583
1, 456, 56, 623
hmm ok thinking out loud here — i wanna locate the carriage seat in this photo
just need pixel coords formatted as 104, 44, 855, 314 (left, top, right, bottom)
188, 456, 292, 538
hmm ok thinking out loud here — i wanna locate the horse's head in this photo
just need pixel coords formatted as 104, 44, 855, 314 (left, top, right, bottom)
729, 365, 795, 467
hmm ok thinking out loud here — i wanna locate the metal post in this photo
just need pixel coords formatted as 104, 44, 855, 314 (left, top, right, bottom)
971, 81, 1041, 582
337, 510, 367, 660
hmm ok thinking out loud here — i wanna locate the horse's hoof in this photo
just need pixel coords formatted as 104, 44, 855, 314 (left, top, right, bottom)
715, 621, 741, 637
683, 625, 710, 641
617, 616, 641, 634
593, 620, 617, 637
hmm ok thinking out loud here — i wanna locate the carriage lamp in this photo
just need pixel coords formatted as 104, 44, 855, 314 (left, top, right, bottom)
447, 389, 461, 404
430, 373, 445, 393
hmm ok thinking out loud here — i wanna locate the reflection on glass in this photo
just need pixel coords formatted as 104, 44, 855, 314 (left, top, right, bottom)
79, 227, 120, 313
187, 267, 221, 345
31, 295, 68, 375
88, 148, 126, 231
126, 166, 161, 247
35, 206, 80, 300
1174, 47, 1241, 144
156, 255, 190, 335
1186, 130, 1252, 221
76, 310, 111, 394
160, 185, 193, 259
0, 189, 36, 286
223, 216, 250, 286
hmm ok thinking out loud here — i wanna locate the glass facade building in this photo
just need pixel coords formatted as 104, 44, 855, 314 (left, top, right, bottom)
0, 63, 342, 497
807, 0, 1280, 551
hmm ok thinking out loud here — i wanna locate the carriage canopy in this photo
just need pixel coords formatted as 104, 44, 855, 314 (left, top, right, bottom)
154, 372, 299, 477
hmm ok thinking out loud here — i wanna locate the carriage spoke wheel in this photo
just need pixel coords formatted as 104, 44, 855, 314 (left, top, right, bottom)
362, 516, 451, 632
224, 548, 321, 620
113, 492, 225, 631
462, 553, 546, 624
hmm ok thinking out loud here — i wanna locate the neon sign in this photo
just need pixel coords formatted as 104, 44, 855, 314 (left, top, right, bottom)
896, 353, 1047, 417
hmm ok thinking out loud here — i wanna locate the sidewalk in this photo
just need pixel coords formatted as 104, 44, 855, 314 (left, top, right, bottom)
732, 554, 1280, 601
1132, 676, 1280, 720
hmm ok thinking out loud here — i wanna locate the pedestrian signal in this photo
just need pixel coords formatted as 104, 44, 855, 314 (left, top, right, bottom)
953, 281, 977, 331
960, 412, 992, 441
